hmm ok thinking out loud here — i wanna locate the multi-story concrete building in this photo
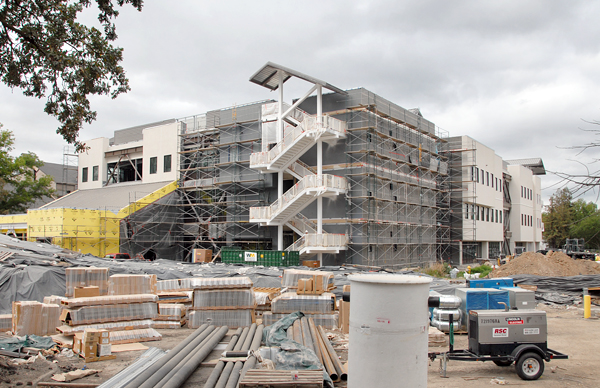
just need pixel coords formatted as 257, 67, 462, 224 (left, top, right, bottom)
446, 136, 544, 264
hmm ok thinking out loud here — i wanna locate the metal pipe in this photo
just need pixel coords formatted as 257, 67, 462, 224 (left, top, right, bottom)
308, 318, 323, 365
162, 326, 229, 388
300, 317, 315, 354
215, 327, 250, 388
318, 326, 347, 381
286, 326, 294, 340
238, 324, 265, 382
221, 351, 250, 358
226, 324, 264, 388
137, 326, 216, 388
314, 324, 338, 381
155, 327, 221, 388
124, 324, 209, 388
203, 328, 243, 388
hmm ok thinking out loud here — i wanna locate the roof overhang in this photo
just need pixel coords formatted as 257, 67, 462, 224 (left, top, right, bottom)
506, 158, 546, 175
249, 62, 347, 95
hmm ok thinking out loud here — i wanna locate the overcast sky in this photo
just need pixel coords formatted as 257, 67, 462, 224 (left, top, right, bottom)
1, 0, 599, 204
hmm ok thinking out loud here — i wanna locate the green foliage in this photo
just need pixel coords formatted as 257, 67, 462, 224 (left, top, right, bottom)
419, 262, 452, 278
0, 124, 55, 214
542, 188, 600, 249
469, 264, 493, 278
542, 188, 574, 248
0, 0, 143, 152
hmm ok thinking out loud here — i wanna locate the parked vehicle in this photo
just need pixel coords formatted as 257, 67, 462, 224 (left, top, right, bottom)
104, 253, 131, 260
563, 238, 595, 260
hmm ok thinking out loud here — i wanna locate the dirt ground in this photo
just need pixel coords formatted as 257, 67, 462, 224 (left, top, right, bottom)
1, 303, 599, 387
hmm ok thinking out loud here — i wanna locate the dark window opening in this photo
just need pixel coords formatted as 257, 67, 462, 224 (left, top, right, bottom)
82, 167, 88, 183
150, 157, 157, 174
92, 166, 98, 181
106, 158, 143, 184
164, 154, 172, 172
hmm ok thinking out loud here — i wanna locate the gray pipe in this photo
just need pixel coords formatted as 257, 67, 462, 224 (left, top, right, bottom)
161, 326, 229, 388
123, 324, 209, 388
237, 324, 265, 386
225, 324, 263, 388
137, 326, 216, 388
203, 328, 243, 388
215, 327, 250, 388
155, 327, 221, 388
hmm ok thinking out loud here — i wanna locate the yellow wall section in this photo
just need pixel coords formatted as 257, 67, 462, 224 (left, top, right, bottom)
4, 181, 178, 257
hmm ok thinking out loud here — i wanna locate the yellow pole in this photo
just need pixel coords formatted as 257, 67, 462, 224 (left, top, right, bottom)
584, 295, 592, 319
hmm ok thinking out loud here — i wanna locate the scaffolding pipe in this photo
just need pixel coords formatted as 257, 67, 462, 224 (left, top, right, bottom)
203, 328, 243, 388
161, 326, 229, 388
318, 326, 347, 381
155, 328, 221, 388
214, 327, 250, 388
308, 318, 323, 365
223, 325, 257, 388
238, 324, 265, 383
123, 324, 209, 388
300, 317, 315, 354
136, 326, 216, 388
314, 324, 338, 381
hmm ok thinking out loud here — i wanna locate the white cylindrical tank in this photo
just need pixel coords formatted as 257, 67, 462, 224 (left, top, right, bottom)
348, 274, 432, 388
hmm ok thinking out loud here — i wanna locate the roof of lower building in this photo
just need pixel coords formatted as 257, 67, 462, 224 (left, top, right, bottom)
505, 158, 546, 175
38, 181, 174, 212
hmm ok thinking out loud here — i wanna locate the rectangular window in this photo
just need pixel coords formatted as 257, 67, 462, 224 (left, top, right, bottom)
491, 174, 494, 188
499, 210, 502, 223
486, 172, 489, 186
471, 204, 475, 220
491, 208, 494, 222
82, 167, 88, 183
521, 186, 523, 198
486, 208, 490, 222
476, 206, 480, 221
481, 169, 484, 183
92, 166, 98, 181
150, 157, 157, 174
164, 154, 172, 173
496, 209, 499, 223
495, 177, 498, 190
476, 167, 479, 183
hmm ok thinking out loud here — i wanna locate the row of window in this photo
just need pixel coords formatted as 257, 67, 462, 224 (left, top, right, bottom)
471, 167, 502, 192
521, 214, 542, 228
521, 186, 532, 200
81, 155, 172, 183
465, 204, 503, 224
81, 166, 99, 183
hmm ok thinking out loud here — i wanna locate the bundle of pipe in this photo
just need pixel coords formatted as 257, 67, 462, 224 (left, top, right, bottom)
429, 295, 462, 333
124, 324, 228, 388
283, 316, 347, 382
204, 323, 264, 388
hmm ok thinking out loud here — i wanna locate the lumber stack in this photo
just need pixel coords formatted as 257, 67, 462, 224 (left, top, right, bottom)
12, 301, 60, 336
187, 277, 256, 328
238, 369, 324, 388
153, 303, 187, 328
65, 267, 109, 297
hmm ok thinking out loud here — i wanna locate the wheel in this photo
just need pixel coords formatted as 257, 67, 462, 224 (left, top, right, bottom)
515, 352, 544, 380
493, 359, 513, 367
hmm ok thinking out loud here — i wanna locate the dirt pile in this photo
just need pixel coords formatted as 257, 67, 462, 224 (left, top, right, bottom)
491, 251, 600, 277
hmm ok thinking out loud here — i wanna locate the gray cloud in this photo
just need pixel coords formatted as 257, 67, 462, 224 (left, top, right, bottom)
1, 0, 599, 204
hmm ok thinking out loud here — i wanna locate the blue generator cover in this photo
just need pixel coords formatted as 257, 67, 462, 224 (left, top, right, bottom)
467, 277, 514, 289
487, 289, 510, 309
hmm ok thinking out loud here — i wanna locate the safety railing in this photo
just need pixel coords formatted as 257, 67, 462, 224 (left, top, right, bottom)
286, 233, 349, 252
287, 213, 319, 234
249, 174, 347, 221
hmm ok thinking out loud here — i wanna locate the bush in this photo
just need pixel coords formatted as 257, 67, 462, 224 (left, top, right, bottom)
420, 262, 452, 278
469, 264, 493, 278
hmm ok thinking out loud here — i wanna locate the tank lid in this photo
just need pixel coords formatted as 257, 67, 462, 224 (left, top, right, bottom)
348, 273, 432, 285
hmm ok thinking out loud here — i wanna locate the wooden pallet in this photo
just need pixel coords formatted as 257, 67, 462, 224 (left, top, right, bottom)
239, 369, 323, 388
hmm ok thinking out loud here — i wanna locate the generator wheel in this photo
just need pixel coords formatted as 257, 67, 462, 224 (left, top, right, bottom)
493, 360, 513, 367
515, 352, 544, 380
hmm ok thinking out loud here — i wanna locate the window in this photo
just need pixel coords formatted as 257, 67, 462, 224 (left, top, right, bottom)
486, 208, 490, 222
471, 204, 475, 220
495, 209, 499, 223
491, 208, 494, 222
481, 169, 484, 183
150, 157, 157, 174
499, 210, 502, 223
486, 171, 489, 186
491, 174, 494, 188
476, 167, 480, 183
81, 167, 88, 183
164, 154, 172, 173
476, 206, 480, 221
106, 158, 143, 183
495, 177, 499, 190
92, 166, 99, 181
465, 204, 469, 219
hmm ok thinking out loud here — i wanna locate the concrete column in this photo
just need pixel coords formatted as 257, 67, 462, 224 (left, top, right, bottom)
481, 241, 489, 259
459, 241, 463, 266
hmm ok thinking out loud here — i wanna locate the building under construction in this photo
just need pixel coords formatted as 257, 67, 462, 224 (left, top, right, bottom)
1, 63, 544, 267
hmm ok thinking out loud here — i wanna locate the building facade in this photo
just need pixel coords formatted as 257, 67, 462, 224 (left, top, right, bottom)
446, 136, 544, 264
